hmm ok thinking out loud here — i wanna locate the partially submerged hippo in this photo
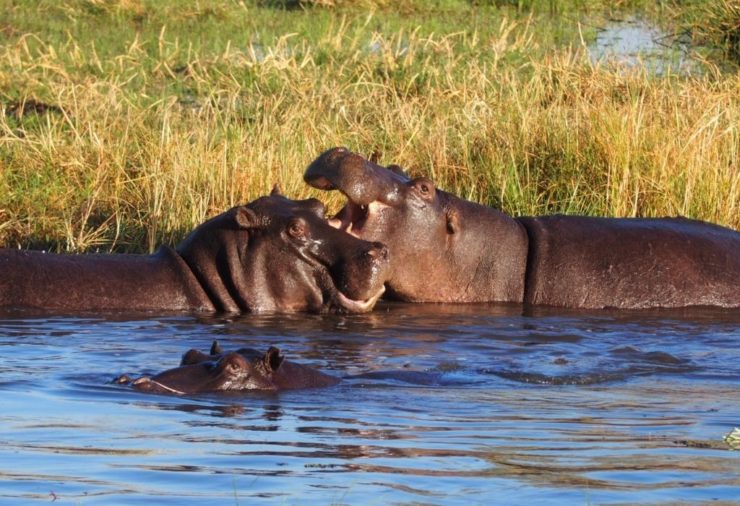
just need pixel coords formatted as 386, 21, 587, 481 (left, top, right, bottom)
0, 190, 388, 313
117, 341, 339, 394
305, 148, 740, 309
117, 341, 447, 394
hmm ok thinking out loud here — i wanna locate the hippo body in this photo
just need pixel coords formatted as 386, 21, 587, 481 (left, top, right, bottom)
0, 246, 212, 312
305, 147, 740, 309
0, 192, 389, 314
520, 215, 739, 308
119, 341, 445, 395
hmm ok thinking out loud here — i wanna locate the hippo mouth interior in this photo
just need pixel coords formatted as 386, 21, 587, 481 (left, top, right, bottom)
328, 201, 366, 235
328, 200, 387, 238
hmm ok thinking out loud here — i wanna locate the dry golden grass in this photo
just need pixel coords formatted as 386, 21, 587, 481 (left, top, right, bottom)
0, 2, 737, 252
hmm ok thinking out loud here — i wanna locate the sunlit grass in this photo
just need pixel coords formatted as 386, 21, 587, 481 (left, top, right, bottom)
0, 0, 737, 252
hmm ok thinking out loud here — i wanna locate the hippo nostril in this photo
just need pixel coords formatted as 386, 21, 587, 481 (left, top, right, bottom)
367, 242, 388, 260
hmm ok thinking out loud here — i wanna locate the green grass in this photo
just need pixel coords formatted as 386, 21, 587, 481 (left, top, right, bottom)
0, 0, 737, 252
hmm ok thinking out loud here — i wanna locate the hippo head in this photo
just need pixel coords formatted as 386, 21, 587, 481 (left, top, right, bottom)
126, 348, 284, 394
304, 147, 528, 302
177, 190, 389, 313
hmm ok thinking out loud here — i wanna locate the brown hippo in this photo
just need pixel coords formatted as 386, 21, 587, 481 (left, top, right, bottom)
117, 341, 446, 395
0, 190, 388, 313
305, 147, 740, 309
116, 341, 340, 394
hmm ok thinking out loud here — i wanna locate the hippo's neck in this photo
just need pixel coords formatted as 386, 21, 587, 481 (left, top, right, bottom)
176, 227, 254, 313
157, 247, 217, 311
451, 203, 529, 303
387, 200, 529, 303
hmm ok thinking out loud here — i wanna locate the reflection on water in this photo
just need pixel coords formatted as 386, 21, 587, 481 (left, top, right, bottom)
0, 303, 738, 504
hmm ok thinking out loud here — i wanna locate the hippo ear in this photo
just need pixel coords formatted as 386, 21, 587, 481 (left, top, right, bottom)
234, 206, 259, 229
446, 208, 459, 235
210, 340, 223, 355
263, 347, 284, 372
270, 184, 282, 196
369, 149, 382, 164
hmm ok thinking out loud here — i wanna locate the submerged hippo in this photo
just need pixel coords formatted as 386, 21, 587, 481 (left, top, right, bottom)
0, 189, 388, 313
117, 341, 446, 395
117, 341, 339, 394
305, 148, 740, 309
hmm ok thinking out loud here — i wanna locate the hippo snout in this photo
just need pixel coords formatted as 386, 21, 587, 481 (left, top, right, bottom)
366, 242, 389, 261
331, 239, 390, 307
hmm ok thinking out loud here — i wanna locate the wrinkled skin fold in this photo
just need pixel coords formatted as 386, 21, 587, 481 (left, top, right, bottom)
116, 341, 339, 394
0, 190, 389, 314
305, 147, 740, 309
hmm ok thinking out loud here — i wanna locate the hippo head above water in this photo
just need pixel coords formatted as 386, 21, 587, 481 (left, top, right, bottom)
119, 341, 339, 395
177, 188, 390, 313
0, 188, 389, 314
305, 147, 740, 309
304, 147, 528, 303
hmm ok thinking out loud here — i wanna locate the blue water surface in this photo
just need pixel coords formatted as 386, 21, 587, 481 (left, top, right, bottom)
0, 303, 738, 505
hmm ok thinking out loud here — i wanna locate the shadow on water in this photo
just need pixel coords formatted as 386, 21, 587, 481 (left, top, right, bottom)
0, 302, 738, 504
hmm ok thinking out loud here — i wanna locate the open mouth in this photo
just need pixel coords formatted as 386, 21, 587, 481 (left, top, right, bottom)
327, 200, 388, 238
328, 201, 367, 235
305, 147, 401, 239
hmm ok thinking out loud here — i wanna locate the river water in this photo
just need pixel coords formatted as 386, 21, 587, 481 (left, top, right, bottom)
0, 303, 738, 505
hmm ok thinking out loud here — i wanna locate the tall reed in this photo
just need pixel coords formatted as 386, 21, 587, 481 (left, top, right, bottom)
0, 2, 737, 252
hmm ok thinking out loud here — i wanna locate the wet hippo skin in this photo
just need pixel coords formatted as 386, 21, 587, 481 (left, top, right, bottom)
305, 147, 740, 309
117, 341, 340, 394
117, 341, 447, 395
0, 190, 389, 314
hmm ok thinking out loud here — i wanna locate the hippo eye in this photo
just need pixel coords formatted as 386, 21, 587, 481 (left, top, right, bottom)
288, 219, 306, 239
412, 178, 435, 198
227, 361, 243, 373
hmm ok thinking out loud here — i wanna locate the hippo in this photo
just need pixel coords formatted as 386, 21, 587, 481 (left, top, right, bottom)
117, 341, 448, 395
0, 189, 389, 313
305, 147, 740, 309
116, 341, 339, 394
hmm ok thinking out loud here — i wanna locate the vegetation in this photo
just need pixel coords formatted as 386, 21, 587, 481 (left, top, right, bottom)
682, 0, 740, 62
0, 0, 737, 252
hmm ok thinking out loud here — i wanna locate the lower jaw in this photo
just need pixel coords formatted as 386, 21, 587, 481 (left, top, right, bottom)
334, 285, 385, 313
133, 377, 186, 395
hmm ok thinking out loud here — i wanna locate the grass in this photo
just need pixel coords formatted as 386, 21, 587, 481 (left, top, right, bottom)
0, 0, 737, 252
681, 0, 740, 62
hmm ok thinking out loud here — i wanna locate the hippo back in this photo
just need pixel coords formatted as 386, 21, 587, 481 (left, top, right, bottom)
0, 247, 213, 312
520, 216, 740, 309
